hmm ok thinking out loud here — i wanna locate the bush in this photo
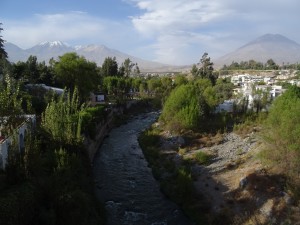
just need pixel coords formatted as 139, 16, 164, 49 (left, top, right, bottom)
160, 84, 204, 132
261, 86, 300, 183
80, 105, 106, 138
194, 151, 212, 165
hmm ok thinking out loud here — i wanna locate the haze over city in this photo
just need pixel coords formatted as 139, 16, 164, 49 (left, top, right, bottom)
1, 0, 300, 65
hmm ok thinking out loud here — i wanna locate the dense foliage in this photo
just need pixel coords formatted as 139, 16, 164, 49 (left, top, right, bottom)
261, 86, 300, 182
54, 53, 99, 99
160, 77, 234, 133
0, 23, 7, 60
191, 52, 218, 85
0, 89, 106, 225
160, 84, 204, 131
221, 59, 280, 70
42, 88, 84, 144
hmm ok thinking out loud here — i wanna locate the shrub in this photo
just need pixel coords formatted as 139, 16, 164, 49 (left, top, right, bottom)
261, 86, 300, 184
194, 151, 212, 165
160, 84, 204, 132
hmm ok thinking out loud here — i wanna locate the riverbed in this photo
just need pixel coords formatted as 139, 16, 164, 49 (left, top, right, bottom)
93, 112, 192, 225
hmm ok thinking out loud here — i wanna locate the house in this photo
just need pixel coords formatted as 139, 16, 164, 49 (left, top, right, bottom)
89, 92, 106, 106
0, 115, 36, 170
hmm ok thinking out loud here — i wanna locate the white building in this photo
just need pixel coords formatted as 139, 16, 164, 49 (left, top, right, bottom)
0, 115, 36, 170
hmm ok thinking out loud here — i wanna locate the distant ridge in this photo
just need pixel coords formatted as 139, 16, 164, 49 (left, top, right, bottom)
215, 34, 300, 68
4, 41, 183, 72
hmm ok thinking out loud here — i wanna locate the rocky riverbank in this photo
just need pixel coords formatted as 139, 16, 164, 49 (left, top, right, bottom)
140, 124, 300, 224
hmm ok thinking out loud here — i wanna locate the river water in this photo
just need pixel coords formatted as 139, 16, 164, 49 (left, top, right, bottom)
93, 112, 192, 225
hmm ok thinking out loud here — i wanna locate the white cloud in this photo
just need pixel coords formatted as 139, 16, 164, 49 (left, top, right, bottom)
2, 11, 138, 51
128, 0, 300, 65
2, 0, 300, 65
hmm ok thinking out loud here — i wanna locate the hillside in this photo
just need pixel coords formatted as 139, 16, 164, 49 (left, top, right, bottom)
215, 34, 300, 68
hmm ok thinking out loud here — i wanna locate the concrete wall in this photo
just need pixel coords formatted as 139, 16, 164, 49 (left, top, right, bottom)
84, 110, 114, 162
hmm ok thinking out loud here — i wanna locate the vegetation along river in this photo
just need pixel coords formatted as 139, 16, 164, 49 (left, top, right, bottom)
93, 112, 192, 225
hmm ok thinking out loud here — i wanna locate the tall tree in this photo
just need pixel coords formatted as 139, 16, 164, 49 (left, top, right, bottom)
42, 88, 84, 144
0, 23, 8, 60
25, 55, 39, 83
191, 64, 198, 78
101, 57, 118, 77
0, 23, 8, 78
123, 58, 135, 77
54, 52, 99, 99
133, 63, 140, 76
198, 52, 217, 85
160, 84, 204, 132
262, 86, 300, 179
265, 58, 279, 70
0, 75, 26, 137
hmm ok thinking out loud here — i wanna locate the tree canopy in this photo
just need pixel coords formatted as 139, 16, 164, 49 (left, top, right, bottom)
262, 86, 300, 179
191, 53, 217, 85
0, 23, 8, 60
160, 84, 204, 131
54, 52, 99, 99
101, 57, 118, 77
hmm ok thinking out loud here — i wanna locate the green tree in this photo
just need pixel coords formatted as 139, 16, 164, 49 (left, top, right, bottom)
198, 52, 217, 85
118, 64, 125, 77
11, 61, 27, 80
160, 84, 204, 132
41, 88, 84, 144
123, 58, 135, 77
0, 23, 8, 78
262, 86, 300, 180
132, 77, 143, 92
0, 23, 7, 60
265, 59, 279, 70
54, 52, 99, 99
103, 76, 119, 96
37, 61, 54, 85
101, 57, 118, 77
191, 64, 198, 78
251, 85, 270, 113
0, 75, 23, 117
202, 86, 218, 110
194, 78, 212, 93
147, 77, 162, 97
174, 74, 188, 86
133, 63, 140, 75
214, 79, 234, 102
25, 55, 40, 83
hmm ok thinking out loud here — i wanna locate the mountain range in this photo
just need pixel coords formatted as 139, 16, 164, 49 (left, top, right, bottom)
215, 34, 300, 68
4, 41, 180, 72
4, 33, 300, 72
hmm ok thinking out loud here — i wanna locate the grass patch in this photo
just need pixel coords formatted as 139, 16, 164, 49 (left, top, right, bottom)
194, 151, 213, 165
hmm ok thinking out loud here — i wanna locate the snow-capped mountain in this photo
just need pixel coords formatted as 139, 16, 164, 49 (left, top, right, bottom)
25, 41, 75, 62
38, 41, 68, 47
4, 41, 180, 72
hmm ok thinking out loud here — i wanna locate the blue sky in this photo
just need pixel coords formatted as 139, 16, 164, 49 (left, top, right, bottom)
1, 0, 300, 65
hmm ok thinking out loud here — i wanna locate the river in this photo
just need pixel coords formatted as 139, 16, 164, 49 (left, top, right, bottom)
93, 112, 192, 225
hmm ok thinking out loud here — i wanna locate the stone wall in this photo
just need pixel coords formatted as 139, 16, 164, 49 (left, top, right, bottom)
84, 110, 114, 162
